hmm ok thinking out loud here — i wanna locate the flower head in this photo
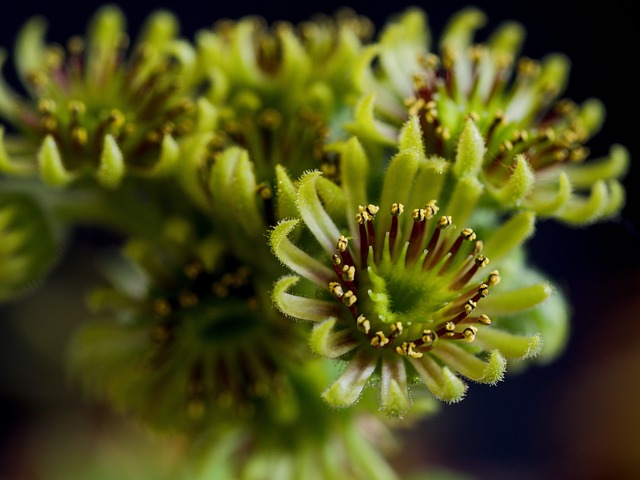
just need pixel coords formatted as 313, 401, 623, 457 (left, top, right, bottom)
192, 10, 372, 181
69, 216, 307, 432
0, 5, 200, 188
270, 130, 560, 418
348, 7, 628, 225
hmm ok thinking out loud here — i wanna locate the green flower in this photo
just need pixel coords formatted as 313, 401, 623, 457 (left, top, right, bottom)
69, 216, 307, 433
192, 10, 372, 181
189, 360, 400, 480
348, 7, 628, 224
270, 123, 563, 418
0, 5, 200, 188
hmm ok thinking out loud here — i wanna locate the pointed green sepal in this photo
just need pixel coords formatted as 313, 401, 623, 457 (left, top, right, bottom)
97, 134, 125, 188
526, 171, 572, 216
274, 165, 298, 222
272, 275, 342, 322
409, 356, 467, 404
483, 211, 535, 264
476, 329, 542, 359
146, 134, 179, 176
488, 154, 535, 207
480, 282, 553, 315
564, 144, 629, 189
38, 135, 74, 187
434, 343, 506, 385
270, 219, 334, 285
398, 115, 426, 158
380, 356, 410, 417
453, 118, 486, 179
345, 93, 397, 145
322, 350, 377, 407
297, 170, 342, 255
558, 180, 609, 225
443, 176, 483, 227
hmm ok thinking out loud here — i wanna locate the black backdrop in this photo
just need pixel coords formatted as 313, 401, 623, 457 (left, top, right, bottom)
0, 1, 638, 479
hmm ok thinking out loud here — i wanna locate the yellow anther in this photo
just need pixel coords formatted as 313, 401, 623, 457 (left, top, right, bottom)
391, 203, 405, 216
396, 342, 423, 358
475, 255, 489, 267
424, 200, 439, 218
70, 126, 88, 146
412, 208, 426, 222
462, 228, 476, 241
342, 290, 357, 307
153, 298, 171, 316
390, 322, 403, 335
342, 265, 355, 282
478, 283, 489, 297
68, 100, 86, 116
256, 183, 273, 199
329, 281, 344, 298
487, 270, 501, 285
464, 300, 478, 314
337, 235, 349, 252
357, 315, 371, 334
422, 329, 436, 346
445, 321, 456, 332
366, 204, 380, 216
463, 326, 478, 342
38, 98, 57, 115
370, 331, 389, 347
438, 216, 452, 229
478, 314, 492, 325
41, 116, 58, 132
332, 254, 342, 266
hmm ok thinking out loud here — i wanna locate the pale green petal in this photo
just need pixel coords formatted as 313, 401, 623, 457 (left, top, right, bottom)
433, 344, 506, 384
275, 165, 299, 222
487, 154, 535, 207
480, 282, 553, 315
380, 355, 410, 417
273, 275, 342, 321
322, 350, 377, 407
270, 219, 334, 285
409, 356, 467, 403
563, 144, 629, 188
475, 329, 542, 359
482, 211, 535, 264
558, 180, 609, 225
97, 134, 125, 189
453, 118, 485, 179
38, 136, 74, 187
297, 171, 342, 255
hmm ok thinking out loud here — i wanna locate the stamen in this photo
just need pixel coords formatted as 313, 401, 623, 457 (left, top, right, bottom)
371, 331, 389, 347
389, 203, 404, 255
357, 314, 371, 334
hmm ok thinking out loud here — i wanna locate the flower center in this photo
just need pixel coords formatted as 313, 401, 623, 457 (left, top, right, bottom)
328, 202, 499, 358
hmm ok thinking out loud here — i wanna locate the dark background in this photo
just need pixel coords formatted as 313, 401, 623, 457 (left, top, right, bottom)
0, 1, 638, 479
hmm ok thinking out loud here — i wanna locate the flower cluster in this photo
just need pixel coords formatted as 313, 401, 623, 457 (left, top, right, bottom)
271, 122, 557, 417
347, 8, 628, 225
0, 4, 628, 479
